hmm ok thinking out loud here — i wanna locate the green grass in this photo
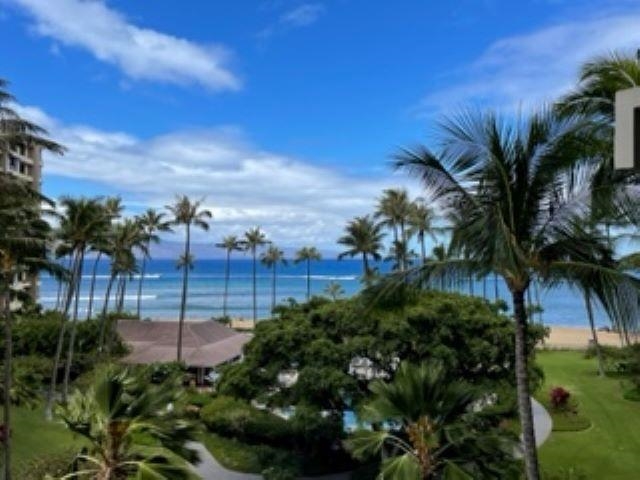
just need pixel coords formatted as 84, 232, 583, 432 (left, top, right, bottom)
11, 406, 82, 476
538, 350, 640, 479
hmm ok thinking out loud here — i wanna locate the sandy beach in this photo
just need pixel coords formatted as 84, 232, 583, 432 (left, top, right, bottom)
544, 326, 630, 350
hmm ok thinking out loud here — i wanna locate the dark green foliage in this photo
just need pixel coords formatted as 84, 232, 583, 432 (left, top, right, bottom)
14, 448, 76, 479
200, 396, 291, 446
6, 311, 126, 358
219, 291, 545, 412
262, 465, 298, 480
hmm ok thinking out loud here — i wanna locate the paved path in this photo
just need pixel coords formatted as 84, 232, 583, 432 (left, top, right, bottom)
189, 442, 351, 480
191, 399, 552, 479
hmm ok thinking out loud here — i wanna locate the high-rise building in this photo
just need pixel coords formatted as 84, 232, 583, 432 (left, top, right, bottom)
2, 143, 43, 308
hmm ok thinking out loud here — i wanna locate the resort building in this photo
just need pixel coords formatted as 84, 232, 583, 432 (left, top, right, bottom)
2, 144, 43, 308
117, 320, 252, 383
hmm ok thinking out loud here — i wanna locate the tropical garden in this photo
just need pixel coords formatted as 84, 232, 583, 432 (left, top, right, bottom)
1, 52, 640, 480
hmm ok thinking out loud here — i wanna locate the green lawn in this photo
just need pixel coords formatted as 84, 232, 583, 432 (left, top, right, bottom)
12, 406, 81, 476
538, 350, 640, 479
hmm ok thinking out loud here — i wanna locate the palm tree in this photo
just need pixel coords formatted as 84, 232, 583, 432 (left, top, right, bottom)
408, 199, 439, 266
242, 227, 268, 324
337, 215, 385, 277
394, 108, 632, 480
557, 52, 640, 121
0, 175, 59, 480
323, 281, 344, 301
135, 209, 171, 319
261, 244, 287, 312
376, 188, 412, 271
215, 235, 242, 318
46, 197, 110, 418
57, 365, 199, 479
294, 246, 322, 301
86, 197, 123, 320
97, 219, 146, 352
166, 195, 212, 362
346, 361, 517, 479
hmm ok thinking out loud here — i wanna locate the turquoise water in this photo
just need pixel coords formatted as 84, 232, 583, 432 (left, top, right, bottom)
38, 258, 608, 327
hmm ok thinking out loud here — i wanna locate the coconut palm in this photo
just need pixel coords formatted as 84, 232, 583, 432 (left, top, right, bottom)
135, 209, 171, 319
323, 281, 344, 301
337, 215, 385, 277
261, 244, 287, 313
294, 246, 322, 301
215, 235, 242, 318
97, 219, 146, 353
46, 197, 110, 418
86, 197, 123, 320
166, 196, 212, 362
376, 189, 412, 271
0, 174, 59, 480
346, 361, 517, 479
408, 199, 439, 266
242, 227, 268, 324
394, 108, 633, 480
557, 52, 640, 122
57, 365, 199, 480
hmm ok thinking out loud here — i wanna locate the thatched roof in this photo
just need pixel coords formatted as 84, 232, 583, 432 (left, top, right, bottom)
117, 320, 251, 368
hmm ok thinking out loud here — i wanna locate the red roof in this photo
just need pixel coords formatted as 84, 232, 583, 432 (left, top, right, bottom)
117, 320, 252, 368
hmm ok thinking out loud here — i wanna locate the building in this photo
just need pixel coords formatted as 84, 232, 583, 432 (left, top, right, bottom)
117, 320, 252, 383
2, 143, 43, 308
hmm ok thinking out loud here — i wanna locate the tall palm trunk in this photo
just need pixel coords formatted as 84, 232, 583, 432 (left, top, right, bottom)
252, 248, 257, 324
116, 276, 126, 313
512, 288, 540, 480
98, 272, 117, 353
585, 289, 605, 377
400, 221, 407, 271
271, 265, 277, 312
3, 285, 13, 480
306, 259, 311, 301
362, 252, 369, 277
177, 225, 190, 362
86, 252, 102, 320
419, 233, 426, 266
482, 276, 487, 299
494, 272, 499, 300
222, 250, 231, 318
136, 248, 148, 319
45, 250, 81, 420
56, 256, 73, 312
62, 249, 85, 401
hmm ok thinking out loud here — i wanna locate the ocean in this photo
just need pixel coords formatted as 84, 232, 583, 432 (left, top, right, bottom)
38, 258, 609, 328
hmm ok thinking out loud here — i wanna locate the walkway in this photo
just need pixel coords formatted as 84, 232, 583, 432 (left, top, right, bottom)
191, 399, 552, 479
188, 442, 351, 480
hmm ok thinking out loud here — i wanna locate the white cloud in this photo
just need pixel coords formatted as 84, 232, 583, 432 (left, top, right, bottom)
419, 10, 640, 113
258, 2, 324, 39
8, 0, 240, 91
15, 105, 421, 252
280, 3, 324, 27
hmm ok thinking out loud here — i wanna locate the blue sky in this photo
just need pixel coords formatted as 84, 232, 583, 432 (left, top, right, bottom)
2, 0, 640, 254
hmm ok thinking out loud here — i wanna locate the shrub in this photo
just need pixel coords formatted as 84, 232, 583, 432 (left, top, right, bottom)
200, 396, 291, 447
262, 466, 297, 480
549, 387, 571, 410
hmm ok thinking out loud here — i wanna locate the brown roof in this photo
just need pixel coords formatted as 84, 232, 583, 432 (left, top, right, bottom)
117, 320, 252, 368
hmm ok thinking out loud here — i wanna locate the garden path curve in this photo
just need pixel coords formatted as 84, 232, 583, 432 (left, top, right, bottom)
190, 399, 552, 479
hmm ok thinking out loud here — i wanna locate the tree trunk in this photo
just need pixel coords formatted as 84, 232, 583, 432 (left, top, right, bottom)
136, 248, 148, 319
62, 248, 85, 402
494, 272, 499, 300
56, 256, 73, 312
3, 286, 13, 480
116, 276, 126, 313
177, 225, 190, 362
420, 233, 426, 266
271, 265, 276, 313
45, 250, 80, 420
306, 259, 311, 301
585, 290, 605, 377
86, 252, 102, 320
252, 249, 257, 325
98, 272, 116, 353
400, 221, 407, 272
482, 276, 487, 300
222, 250, 230, 318
362, 252, 369, 277
512, 288, 540, 480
